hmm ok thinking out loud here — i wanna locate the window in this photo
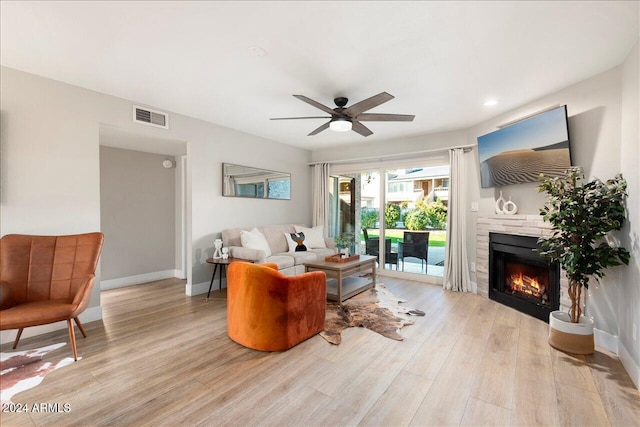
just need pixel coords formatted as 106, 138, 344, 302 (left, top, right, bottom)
267, 179, 290, 199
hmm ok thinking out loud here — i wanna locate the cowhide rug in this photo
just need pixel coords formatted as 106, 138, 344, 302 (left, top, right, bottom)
1, 343, 76, 404
320, 284, 425, 345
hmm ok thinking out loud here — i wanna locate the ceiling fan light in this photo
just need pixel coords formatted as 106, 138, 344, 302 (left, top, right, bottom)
329, 118, 352, 132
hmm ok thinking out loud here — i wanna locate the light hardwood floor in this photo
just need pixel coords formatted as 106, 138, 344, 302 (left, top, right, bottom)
2, 277, 639, 426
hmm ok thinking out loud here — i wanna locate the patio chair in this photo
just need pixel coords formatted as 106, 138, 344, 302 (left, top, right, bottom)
398, 231, 429, 273
363, 229, 398, 270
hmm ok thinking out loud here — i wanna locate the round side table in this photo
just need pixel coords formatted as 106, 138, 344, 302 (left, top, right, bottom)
205, 257, 253, 300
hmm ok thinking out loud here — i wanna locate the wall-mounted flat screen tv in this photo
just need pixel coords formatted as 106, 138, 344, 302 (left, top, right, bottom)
477, 105, 572, 188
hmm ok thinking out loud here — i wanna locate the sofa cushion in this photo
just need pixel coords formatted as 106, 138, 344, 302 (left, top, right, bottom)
265, 255, 295, 270
259, 225, 294, 254
309, 248, 336, 259
282, 251, 318, 266
0, 300, 77, 330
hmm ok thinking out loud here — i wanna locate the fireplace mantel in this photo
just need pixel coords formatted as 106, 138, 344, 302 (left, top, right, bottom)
476, 214, 571, 313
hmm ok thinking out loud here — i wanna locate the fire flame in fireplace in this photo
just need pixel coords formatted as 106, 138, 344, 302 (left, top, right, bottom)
508, 271, 547, 301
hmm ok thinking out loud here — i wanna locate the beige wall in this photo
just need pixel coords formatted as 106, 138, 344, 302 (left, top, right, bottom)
618, 39, 640, 387
99, 146, 177, 282
0, 66, 312, 343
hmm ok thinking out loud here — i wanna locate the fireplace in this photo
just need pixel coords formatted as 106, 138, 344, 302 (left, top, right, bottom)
489, 233, 560, 322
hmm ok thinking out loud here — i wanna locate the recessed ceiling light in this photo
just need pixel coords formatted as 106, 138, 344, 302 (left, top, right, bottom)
249, 46, 267, 57
484, 99, 498, 107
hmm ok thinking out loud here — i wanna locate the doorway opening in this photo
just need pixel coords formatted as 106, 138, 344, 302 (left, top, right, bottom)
98, 125, 187, 292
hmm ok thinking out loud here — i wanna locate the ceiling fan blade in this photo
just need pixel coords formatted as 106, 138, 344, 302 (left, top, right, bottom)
343, 92, 394, 117
293, 95, 337, 116
351, 121, 373, 137
270, 116, 331, 120
356, 113, 415, 122
308, 122, 330, 136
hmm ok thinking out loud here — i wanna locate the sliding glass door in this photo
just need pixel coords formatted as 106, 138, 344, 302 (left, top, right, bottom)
383, 166, 448, 277
329, 161, 448, 281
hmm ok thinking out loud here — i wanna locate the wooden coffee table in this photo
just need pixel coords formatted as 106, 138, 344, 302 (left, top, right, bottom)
304, 254, 376, 302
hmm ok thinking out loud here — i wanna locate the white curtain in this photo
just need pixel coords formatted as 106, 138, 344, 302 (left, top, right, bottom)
443, 148, 471, 292
224, 175, 236, 196
312, 163, 330, 230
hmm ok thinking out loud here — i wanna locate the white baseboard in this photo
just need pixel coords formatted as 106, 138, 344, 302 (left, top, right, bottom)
619, 341, 640, 391
470, 281, 478, 294
594, 328, 618, 354
100, 269, 180, 290
186, 279, 227, 296
0, 305, 103, 346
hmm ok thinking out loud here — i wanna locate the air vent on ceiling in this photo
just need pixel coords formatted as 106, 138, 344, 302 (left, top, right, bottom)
133, 105, 169, 129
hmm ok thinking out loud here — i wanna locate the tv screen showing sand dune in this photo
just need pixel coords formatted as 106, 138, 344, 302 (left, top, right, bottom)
477, 106, 572, 188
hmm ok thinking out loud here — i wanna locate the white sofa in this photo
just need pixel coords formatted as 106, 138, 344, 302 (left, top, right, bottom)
221, 224, 336, 276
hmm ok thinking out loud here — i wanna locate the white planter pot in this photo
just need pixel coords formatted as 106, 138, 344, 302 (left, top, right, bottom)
339, 248, 349, 257
548, 310, 595, 354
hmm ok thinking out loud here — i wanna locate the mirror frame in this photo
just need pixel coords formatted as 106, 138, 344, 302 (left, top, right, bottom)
222, 163, 291, 200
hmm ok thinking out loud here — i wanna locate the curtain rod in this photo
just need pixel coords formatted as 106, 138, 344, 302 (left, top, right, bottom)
308, 143, 475, 166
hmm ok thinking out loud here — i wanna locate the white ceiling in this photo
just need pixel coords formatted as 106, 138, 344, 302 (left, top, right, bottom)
1, 1, 638, 150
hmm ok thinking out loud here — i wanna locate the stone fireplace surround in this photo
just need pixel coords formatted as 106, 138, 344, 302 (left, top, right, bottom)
476, 214, 571, 314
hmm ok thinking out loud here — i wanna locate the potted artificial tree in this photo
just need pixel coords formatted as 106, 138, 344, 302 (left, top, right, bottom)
537, 167, 630, 354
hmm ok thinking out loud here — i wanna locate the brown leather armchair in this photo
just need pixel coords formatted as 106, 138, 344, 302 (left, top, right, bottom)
227, 262, 326, 351
0, 233, 104, 360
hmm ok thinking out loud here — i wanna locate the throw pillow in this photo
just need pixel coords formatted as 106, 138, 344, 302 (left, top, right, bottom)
294, 225, 326, 249
289, 232, 307, 252
240, 228, 272, 257
284, 233, 298, 253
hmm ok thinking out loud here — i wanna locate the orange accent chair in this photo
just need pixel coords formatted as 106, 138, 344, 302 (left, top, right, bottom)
0, 233, 104, 360
227, 262, 326, 351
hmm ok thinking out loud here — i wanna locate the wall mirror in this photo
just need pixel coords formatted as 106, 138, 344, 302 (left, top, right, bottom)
222, 163, 291, 200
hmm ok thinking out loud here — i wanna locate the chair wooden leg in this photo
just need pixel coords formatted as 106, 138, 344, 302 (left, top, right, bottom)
12, 328, 24, 349
73, 317, 87, 338
67, 319, 78, 361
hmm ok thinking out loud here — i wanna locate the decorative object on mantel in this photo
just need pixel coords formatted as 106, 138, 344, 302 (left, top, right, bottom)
503, 196, 518, 215
494, 191, 506, 214
494, 191, 518, 214
212, 238, 223, 259
537, 167, 630, 354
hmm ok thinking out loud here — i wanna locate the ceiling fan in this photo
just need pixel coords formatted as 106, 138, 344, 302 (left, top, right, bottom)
270, 92, 415, 137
